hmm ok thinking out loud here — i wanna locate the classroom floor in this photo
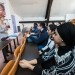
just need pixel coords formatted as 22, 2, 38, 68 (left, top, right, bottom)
0, 33, 23, 73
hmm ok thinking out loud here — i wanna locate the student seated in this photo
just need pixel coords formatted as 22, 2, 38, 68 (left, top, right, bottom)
39, 24, 57, 55
28, 23, 48, 43
26, 22, 49, 50
27, 23, 40, 42
38, 24, 57, 69
19, 22, 75, 75
31, 23, 39, 33
30, 23, 48, 36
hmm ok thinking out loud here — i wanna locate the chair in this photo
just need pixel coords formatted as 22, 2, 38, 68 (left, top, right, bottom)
24, 37, 27, 43
27, 27, 32, 34
24, 33, 27, 36
20, 43, 25, 55
1, 60, 15, 75
8, 53, 21, 75
25, 39, 26, 44
24, 36, 26, 38
73, 23, 75, 25
21, 40, 24, 45
14, 46, 21, 59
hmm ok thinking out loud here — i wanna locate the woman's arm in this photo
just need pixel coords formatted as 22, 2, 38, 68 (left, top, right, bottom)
29, 47, 55, 64
28, 59, 37, 64
19, 59, 56, 75
19, 59, 42, 75
0, 25, 7, 32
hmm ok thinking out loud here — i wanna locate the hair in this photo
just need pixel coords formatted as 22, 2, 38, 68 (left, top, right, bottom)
0, 4, 5, 11
0, 14, 5, 19
49, 24, 57, 32
39, 22, 45, 28
34, 23, 37, 26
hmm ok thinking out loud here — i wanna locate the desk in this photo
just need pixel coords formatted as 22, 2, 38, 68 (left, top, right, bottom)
16, 42, 41, 75
0, 39, 13, 63
8, 37, 16, 49
8, 33, 20, 49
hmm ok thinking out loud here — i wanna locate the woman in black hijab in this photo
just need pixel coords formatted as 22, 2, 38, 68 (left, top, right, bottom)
19, 22, 75, 75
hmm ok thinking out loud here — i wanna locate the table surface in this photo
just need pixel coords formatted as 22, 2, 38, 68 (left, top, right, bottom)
15, 42, 41, 75
0, 39, 12, 51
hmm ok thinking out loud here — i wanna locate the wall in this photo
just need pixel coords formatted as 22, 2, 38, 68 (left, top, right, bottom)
66, 14, 75, 22
49, 17, 65, 21
21, 17, 46, 29
8, 0, 15, 34
23, 17, 65, 21
15, 14, 22, 32
21, 16, 65, 28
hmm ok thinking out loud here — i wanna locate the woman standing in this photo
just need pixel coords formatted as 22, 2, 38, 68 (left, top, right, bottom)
0, 14, 10, 56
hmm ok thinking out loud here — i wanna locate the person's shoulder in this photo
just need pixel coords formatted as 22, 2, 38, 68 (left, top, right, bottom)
42, 31, 48, 35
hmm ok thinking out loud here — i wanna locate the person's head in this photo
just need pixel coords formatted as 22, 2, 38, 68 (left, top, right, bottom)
37, 22, 45, 30
53, 22, 75, 48
0, 14, 5, 21
34, 23, 37, 28
47, 24, 57, 35
0, 4, 5, 11
34, 23, 37, 26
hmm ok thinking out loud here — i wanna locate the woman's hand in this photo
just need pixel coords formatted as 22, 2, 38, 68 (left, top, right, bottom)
38, 50, 42, 55
19, 59, 30, 68
19, 59, 35, 70
6, 26, 8, 30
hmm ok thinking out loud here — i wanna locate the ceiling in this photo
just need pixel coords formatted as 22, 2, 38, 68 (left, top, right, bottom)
9, 0, 75, 17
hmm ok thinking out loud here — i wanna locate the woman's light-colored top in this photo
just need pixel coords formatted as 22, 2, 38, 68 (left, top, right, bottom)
0, 24, 8, 39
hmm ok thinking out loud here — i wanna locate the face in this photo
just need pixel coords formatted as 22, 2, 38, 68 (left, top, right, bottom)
0, 6, 3, 11
47, 27, 52, 35
37, 24, 42, 30
47, 27, 55, 35
53, 29, 63, 44
0, 17, 5, 21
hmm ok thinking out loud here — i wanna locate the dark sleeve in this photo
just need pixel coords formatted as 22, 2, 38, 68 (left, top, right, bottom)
33, 66, 42, 75
36, 55, 43, 63
31, 30, 35, 32
36, 48, 50, 64
29, 32, 48, 44
33, 66, 56, 75
36, 48, 55, 64
41, 47, 50, 53
32, 31, 39, 36
34, 28, 39, 33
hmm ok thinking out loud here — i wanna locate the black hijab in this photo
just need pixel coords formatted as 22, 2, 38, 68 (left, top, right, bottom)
57, 22, 75, 48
